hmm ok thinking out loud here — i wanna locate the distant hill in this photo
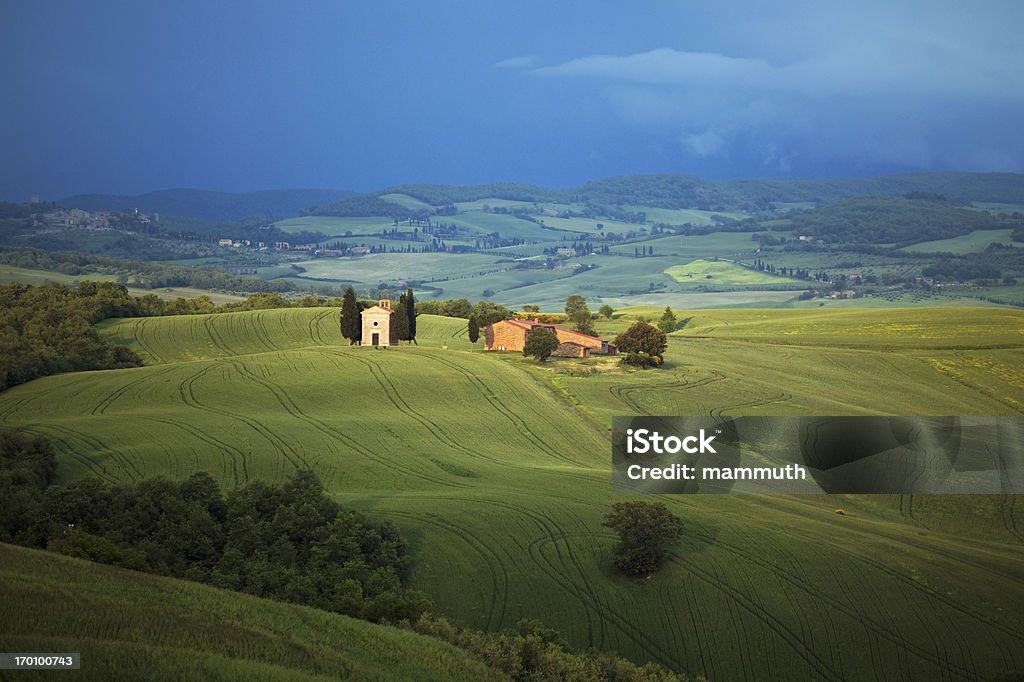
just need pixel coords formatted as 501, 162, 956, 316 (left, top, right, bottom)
59, 188, 354, 222
307, 172, 1024, 216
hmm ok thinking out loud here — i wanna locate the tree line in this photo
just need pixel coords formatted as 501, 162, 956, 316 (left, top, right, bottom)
0, 431, 429, 623
0, 281, 143, 392
0, 246, 296, 293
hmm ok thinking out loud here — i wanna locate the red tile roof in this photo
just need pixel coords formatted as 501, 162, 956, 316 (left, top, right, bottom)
494, 318, 605, 343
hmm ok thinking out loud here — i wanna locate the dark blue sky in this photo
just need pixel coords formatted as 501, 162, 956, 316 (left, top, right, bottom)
2, 1, 1023, 200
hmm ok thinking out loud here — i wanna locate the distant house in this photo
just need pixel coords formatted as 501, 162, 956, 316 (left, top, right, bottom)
349, 246, 371, 255
273, 241, 290, 250
218, 239, 233, 247
484, 319, 616, 356
556, 247, 576, 257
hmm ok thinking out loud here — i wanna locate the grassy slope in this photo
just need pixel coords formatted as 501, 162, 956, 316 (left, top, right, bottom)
0, 544, 503, 682
2, 309, 1024, 680
898, 228, 1024, 254
0, 265, 247, 304
664, 259, 804, 287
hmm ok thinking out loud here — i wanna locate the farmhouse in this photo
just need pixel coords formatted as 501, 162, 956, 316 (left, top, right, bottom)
361, 299, 396, 347
484, 319, 617, 357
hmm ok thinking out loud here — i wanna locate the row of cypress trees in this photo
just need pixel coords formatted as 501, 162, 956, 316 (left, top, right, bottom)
340, 286, 417, 345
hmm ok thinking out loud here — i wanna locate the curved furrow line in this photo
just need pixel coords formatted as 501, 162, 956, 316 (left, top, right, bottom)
714, 560, 760, 680
708, 390, 792, 418
423, 353, 585, 466
257, 311, 282, 351
344, 353, 508, 467
309, 310, 333, 346
0, 396, 32, 423
665, 550, 845, 682
750, 521, 1024, 644
90, 365, 178, 416
525, 535, 598, 651
524, 531, 681, 670
249, 312, 279, 352
18, 425, 116, 484
423, 494, 675, 669
608, 371, 728, 415
684, 525, 989, 679
39, 423, 143, 483
175, 363, 305, 471
202, 315, 234, 356
679, 572, 718, 680
228, 359, 466, 490
379, 509, 509, 632
132, 317, 167, 364
275, 351, 301, 375
1000, 494, 1024, 544
140, 415, 248, 486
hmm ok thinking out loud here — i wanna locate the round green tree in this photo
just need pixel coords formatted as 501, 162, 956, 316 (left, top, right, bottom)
613, 321, 667, 367
602, 501, 683, 577
523, 327, 559, 362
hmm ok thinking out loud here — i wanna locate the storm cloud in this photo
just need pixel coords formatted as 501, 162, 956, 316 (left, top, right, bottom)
521, 2, 1024, 174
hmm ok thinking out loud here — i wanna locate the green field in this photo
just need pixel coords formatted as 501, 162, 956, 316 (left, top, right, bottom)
0, 544, 502, 681
664, 259, 804, 288
899, 228, 1024, 254
292, 253, 509, 285
273, 216, 396, 236
3, 307, 1024, 680
607, 232, 761, 259
621, 206, 749, 226
380, 193, 437, 211
0, 265, 247, 304
532, 215, 641, 235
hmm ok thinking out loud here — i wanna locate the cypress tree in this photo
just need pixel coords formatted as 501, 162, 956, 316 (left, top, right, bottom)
405, 287, 417, 344
392, 294, 410, 342
341, 286, 360, 345
468, 316, 480, 345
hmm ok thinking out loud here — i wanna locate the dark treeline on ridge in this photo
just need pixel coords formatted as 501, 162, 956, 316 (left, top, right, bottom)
309, 172, 1024, 217
0, 281, 143, 391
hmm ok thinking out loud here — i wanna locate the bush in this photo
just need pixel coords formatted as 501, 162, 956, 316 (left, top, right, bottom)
613, 322, 667, 359
621, 352, 663, 368
523, 327, 560, 362
603, 502, 683, 577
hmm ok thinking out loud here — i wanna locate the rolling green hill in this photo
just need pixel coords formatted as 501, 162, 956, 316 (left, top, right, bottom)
307, 173, 1024, 217
664, 259, 803, 288
0, 543, 504, 681
3, 308, 1024, 680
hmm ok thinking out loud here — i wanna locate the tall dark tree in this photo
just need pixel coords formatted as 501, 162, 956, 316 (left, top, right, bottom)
392, 294, 410, 343
341, 286, 360, 345
467, 316, 480, 345
405, 288, 417, 344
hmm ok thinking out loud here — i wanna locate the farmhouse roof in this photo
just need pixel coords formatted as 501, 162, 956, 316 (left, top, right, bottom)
498, 318, 606, 343
362, 305, 395, 315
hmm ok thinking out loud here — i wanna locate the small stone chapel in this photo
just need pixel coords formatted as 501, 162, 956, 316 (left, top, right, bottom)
361, 299, 396, 346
